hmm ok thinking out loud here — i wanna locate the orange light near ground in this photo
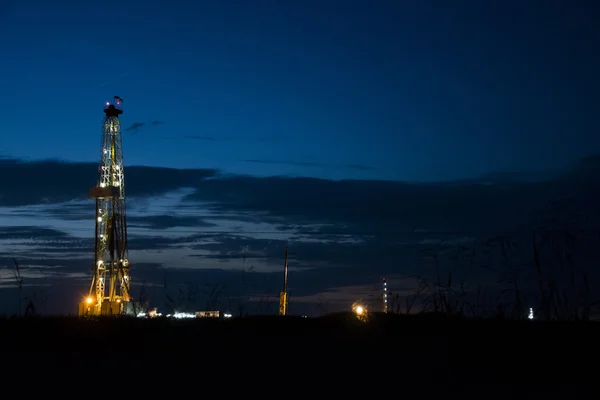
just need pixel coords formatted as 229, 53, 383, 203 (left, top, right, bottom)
86, 297, 93, 304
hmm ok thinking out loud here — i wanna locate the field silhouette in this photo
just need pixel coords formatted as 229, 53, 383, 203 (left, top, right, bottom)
0, 312, 595, 394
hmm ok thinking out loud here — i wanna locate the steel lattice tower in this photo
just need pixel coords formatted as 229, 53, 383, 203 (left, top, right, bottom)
79, 96, 131, 316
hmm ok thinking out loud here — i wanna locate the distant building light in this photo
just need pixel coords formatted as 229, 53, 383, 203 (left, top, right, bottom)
172, 312, 196, 319
196, 311, 220, 318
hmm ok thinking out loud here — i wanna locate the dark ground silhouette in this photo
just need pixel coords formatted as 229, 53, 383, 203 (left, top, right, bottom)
0, 312, 594, 395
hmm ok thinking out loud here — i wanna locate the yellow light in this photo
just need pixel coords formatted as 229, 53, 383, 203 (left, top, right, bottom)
355, 305, 364, 315
86, 297, 93, 304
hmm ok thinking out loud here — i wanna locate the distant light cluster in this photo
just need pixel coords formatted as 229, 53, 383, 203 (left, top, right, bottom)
135, 310, 233, 319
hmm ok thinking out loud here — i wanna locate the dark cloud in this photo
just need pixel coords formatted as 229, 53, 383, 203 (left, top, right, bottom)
0, 158, 217, 206
35, 203, 92, 221
186, 234, 398, 270
127, 236, 183, 251
184, 177, 537, 233
127, 215, 216, 230
0, 226, 69, 240
2, 154, 599, 242
0, 232, 196, 258
242, 159, 375, 171
125, 122, 145, 132
466, 171, 557, 184
177, 156, 600, 235
0, 254, 90, 274
125, 120, 166, 134
0, 155, 599, 315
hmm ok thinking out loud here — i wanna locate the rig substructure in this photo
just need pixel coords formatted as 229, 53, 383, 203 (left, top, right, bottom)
79, 96, 134, 316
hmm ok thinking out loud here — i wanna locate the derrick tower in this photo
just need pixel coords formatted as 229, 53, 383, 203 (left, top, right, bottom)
79, 96, 132, 316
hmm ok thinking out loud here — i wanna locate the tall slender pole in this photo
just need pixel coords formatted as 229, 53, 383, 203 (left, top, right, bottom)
279, 246, 289, 316
283, 246, 289, 295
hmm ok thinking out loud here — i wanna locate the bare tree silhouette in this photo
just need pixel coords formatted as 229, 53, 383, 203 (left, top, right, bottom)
315, 293, 330, 315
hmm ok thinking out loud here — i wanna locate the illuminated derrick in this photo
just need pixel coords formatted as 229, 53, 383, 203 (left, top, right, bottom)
79, 96, 132, 316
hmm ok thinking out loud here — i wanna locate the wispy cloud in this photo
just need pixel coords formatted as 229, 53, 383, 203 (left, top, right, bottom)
125, 122, 145, 132
242, 159, 375, 171
125, 120, 167, 135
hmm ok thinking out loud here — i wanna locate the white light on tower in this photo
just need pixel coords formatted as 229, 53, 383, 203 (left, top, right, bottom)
383, 277, 388, 313
352, 301, 367, 320
528, 308, 534, 320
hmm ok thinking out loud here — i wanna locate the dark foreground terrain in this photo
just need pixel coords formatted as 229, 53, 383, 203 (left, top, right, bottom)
0, 312, 595, 395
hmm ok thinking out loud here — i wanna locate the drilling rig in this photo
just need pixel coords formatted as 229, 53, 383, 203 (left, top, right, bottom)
279, 246, 289, 316
79, 96, 134, 316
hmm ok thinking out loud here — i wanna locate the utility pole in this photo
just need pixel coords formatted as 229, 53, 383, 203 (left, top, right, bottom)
279, 246, 289, 316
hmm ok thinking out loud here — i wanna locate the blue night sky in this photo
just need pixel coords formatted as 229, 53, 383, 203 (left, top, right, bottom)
0, 1, 599, 316
2, 0, 599, 181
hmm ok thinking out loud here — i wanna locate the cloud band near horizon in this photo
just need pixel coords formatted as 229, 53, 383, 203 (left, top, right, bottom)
0, 156, 599, 316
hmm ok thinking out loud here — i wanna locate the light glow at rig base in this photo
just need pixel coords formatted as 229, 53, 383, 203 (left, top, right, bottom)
352, 301, 368, 322
78, 296, 95, 316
